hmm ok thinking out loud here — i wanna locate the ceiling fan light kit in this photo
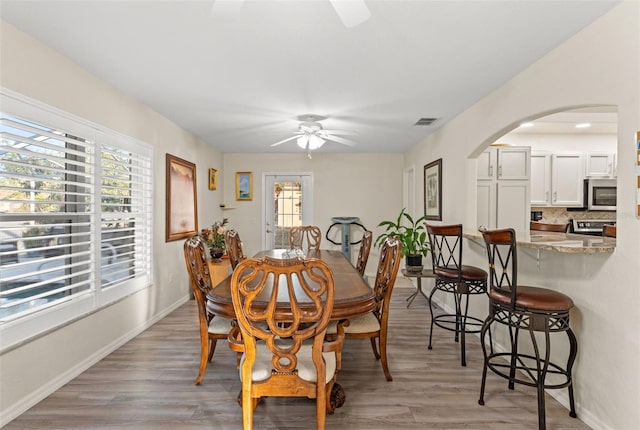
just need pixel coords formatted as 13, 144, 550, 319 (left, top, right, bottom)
271, 113, 357, 153
297, 134, 326, 150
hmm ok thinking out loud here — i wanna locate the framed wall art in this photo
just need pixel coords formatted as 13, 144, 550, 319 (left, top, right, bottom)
424, 158, 442, 221
208, 168, 218, 190
166, 154, 198, 242
236, 171, 253, 201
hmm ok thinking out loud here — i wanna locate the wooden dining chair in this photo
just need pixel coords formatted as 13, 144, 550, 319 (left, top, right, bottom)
183, 235, 235, 385
355, 230, 373, 278
289, 225, 322, 250
227, 256, 347, 430
530, 221, 570, 233
603, 224, 616, 237
224, 229, 246, 270
327, 236, 402, 381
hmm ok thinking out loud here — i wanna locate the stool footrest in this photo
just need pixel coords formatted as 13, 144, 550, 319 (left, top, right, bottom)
432, 313, 484, 334
485, 352, 573, 390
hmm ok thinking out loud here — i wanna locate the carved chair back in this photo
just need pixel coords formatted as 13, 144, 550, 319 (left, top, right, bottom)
355, 230, 373, 277
230, 256, 340, 429
224, 229, 246, 269
289, 225, 322, 250
371, 237, 402, 323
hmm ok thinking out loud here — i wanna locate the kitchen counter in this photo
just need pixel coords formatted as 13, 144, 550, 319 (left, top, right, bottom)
464, 230, 615, 254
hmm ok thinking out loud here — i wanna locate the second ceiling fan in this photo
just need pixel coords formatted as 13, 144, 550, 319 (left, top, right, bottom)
212, 0, 371, 28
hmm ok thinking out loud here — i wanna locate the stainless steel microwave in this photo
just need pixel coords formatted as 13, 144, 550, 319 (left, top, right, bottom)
587, 179, 617, 211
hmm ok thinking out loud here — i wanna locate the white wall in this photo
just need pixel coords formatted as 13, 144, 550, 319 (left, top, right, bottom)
0, 21, 226, 424
405, 3, 639, 430
221, 153, 404, 274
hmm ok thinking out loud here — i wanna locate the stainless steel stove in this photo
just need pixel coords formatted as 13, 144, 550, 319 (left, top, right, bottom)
571, 219, 616, 236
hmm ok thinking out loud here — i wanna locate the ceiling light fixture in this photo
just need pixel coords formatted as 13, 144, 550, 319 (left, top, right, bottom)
296, 126, 327, 150
576, 123, 591, 128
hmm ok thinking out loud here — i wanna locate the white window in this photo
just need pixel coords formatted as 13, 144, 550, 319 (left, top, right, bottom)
0, 90, 153, 351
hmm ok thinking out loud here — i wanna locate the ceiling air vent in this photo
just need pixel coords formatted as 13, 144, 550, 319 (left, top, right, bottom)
414, 118, 438, 126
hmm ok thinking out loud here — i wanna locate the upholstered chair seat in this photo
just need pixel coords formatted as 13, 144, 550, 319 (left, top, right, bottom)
327, 312, 380, 335
241, 341, 337, 384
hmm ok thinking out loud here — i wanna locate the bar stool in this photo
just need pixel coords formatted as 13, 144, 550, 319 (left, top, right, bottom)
426, 223, 488, 366
479, 228, 577, 430
530, 221, 570, 233
603, 224, 616, 237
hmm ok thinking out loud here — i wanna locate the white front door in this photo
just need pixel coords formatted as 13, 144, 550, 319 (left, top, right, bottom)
263, 173, 313, 249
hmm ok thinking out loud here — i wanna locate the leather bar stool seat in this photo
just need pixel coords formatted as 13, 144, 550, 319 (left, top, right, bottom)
489, 286, 574, 312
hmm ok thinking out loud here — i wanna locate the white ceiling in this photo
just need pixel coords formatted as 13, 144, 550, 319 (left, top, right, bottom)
0, 1, 619, 154
509, 107, 619, 136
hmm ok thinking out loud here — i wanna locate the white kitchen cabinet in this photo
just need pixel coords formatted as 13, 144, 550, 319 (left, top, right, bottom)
477, 149, 494, 180
551, 153, 584, 207
586, 152, 616, 177
477, 145, 530, 231
530, 151, 551, 206
478, 146, 530, 181
477, 182, 496, 230
531, 152, 586, 208
496, 182, 530, 232
497, 147, 530, 180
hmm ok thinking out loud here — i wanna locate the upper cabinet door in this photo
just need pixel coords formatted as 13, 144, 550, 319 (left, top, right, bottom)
551, 153, 584, 206
530, 151, 551, 206
477, 150, 494, 180
586, 152, 615, 177
497, 147, 530, 180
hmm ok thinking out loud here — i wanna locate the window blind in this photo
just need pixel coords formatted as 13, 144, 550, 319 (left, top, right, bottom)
0, 91, 153, 350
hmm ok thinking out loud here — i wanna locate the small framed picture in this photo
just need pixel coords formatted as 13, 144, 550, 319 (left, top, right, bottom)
236, 172, 253, 201
424, 158, 442, 221
208, 168, 218, 190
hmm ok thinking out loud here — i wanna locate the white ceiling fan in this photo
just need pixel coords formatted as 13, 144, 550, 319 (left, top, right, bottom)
270, 115, 357, 155
212, 0, 370, 28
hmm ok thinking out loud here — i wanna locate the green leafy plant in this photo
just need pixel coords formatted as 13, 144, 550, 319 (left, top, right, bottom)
375, 208, 430, 258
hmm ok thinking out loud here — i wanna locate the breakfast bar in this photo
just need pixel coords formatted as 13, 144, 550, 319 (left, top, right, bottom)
463, 230, 615, 254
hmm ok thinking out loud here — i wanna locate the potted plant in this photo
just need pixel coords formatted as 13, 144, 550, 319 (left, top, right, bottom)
200, 218, 229, 261
375, 208, 430, 272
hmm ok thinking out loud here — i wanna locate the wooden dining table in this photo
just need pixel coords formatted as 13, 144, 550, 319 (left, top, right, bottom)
206, 249, 376, 321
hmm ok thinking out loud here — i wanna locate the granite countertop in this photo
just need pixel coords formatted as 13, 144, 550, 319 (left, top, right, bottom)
464, 230, 615, 254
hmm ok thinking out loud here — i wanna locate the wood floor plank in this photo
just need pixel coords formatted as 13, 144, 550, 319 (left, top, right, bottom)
5, 277, 591, 429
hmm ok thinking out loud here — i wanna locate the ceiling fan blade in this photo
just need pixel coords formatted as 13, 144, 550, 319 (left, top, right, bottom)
329, 0, 371, 28
325, 135, 358, 147
320, 129, 358, 136
211, 0, 244, 20
270, 135, 300, 147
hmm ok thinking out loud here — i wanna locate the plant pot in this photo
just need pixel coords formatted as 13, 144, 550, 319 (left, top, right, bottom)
405, 255, 423, 273
210, 248, 224, 261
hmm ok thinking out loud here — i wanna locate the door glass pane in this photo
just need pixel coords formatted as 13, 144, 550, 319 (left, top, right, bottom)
273, 181, 302, 248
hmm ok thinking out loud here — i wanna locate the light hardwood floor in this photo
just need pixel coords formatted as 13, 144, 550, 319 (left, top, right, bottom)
5, 277, 591, 429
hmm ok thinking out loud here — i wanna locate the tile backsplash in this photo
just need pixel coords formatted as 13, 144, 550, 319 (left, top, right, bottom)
531, 207, 616, 224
